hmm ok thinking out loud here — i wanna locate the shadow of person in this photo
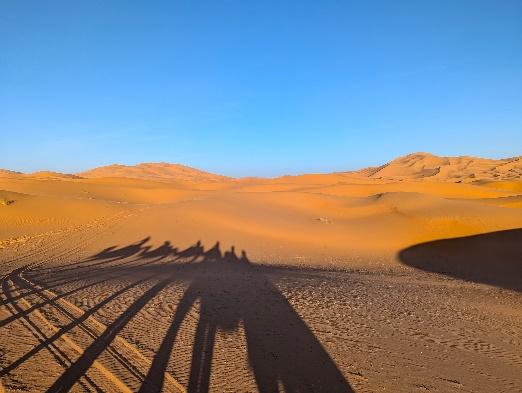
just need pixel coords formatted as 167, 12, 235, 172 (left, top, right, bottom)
224, 246, 239, 263
141, 241, 178, 262
140, 244, 353, 393
173, 241, 205, 263
398, 228, 522, 292
203, 241, 222, 261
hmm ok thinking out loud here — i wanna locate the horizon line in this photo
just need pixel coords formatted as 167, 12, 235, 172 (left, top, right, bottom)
2, 151, 521, 180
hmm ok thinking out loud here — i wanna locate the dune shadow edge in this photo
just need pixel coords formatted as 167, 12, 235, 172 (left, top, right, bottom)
398, 228, 522, 292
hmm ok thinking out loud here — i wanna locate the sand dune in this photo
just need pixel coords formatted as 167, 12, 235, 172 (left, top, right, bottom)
79, 162, 231, 183
0, 169, 80, 180
351, 152, 522, 182
29, 171, 83, 180
0, 170, 22, 177
1, 152, 521, 392
1, 153, 522, 264
5, 152, 522, 185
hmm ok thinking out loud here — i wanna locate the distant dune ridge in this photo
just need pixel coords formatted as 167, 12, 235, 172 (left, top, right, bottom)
0, 169, 22, 177
1, 152, 521, 182
351, 152, 522, 182
78, 162, 231, 182
0, 169, 81, 180
29, 171, 83, 180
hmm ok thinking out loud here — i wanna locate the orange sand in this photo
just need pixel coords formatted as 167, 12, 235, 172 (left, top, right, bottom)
1, 153, 522, 392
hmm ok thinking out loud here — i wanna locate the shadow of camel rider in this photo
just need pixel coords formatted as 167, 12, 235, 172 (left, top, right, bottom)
140, 242, 353, 393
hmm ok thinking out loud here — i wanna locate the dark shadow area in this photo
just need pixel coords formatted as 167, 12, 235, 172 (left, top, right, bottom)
1, 239, 353, 393
139, 243, 352, 393
399, 228, 522, 292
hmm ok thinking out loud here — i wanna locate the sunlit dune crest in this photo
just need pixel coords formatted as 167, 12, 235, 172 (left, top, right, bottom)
78, 162, 231, 183
348, 152, 522, 182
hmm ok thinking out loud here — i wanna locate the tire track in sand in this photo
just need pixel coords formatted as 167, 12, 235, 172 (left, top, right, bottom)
0, 207, 145, 311
1, 278, 106, 391
1, 267, 185, 392
0, 207, 146, 277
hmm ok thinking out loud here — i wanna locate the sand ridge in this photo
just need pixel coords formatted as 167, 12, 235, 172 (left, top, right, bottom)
351, 152, 522, 182
78, 163, 231, 183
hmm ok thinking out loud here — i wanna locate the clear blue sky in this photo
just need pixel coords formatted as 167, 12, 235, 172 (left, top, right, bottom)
1, 1, 521, 177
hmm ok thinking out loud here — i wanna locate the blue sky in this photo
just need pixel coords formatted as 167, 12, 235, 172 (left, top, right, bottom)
1, 0, 521, 176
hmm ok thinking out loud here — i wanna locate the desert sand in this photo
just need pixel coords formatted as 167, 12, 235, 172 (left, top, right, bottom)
1, 152, 521, 392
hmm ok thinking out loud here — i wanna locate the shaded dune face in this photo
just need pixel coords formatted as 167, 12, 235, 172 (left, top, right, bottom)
398, 228, 522, 292
16, 239, 353, 393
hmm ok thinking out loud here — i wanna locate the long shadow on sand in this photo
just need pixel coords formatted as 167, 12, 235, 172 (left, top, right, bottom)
139, 243, 352, 393
399, 228, 522, 292
1, 239, 353, 393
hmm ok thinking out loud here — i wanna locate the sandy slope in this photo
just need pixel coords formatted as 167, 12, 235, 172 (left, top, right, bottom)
350, 152, 522, 182
79, 163, 230, 183
1, 153, 521, 392
2, 173, 521, 265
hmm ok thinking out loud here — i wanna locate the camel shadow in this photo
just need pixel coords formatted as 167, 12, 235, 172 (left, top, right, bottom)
139, 242, 353, 392
398, 228, 522, 292
2, 239, 353, 392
